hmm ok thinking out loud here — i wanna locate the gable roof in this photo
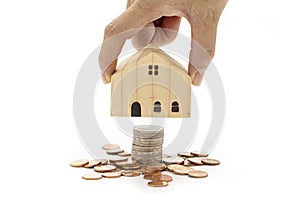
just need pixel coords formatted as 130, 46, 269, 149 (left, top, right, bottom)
114, 47, 190, 79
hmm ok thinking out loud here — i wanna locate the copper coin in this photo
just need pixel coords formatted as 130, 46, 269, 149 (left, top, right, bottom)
98, 159, 108, 165
152, 174, 173, 182
118, 152, 132, 157
190, 151, 209, 157
121, 170, 141, 177
163, 156, 185, 165
109, 156, 129, 163
166, 164, 182, 172
145, 164, 166, 171
82, 173, 102, 180
147, 181, 168, 187
106, 148, 124, 155
187, 157, 204, 165
144, 175, 154, 180
183, 159, 196, 166
122, 165, 141, 170
188, 170, 208, 178
83, 159, 102, 168
115, 159, 137, 167
172, 165, 194, 175
201, 158, 220, 165
70, 159, 89, 167
142, 169, 161, 176
102, 171, 122, 178
177, 152, 194, 158
102, 144, 120, 150
94, 165, 116, 172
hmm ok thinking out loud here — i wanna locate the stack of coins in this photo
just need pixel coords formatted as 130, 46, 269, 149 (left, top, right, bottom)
132, 125, 164, 167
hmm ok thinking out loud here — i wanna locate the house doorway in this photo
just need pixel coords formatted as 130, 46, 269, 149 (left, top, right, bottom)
131, 102, 141, 117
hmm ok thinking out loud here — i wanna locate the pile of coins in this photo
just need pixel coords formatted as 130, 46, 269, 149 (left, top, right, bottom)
131, 125, 164, 167
70, 143, 220, 188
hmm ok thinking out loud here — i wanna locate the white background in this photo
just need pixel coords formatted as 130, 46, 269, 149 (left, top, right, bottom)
1, 0, 300, 199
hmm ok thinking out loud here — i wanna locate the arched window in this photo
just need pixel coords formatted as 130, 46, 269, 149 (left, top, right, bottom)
154, 101, 161, 112
171, 101, 179, 112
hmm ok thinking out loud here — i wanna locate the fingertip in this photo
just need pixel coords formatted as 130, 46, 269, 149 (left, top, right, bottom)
101, 73, 111, 84
191, 71, 202, 86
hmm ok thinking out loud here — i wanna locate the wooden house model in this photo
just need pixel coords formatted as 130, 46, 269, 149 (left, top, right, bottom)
110, 48, 191, 118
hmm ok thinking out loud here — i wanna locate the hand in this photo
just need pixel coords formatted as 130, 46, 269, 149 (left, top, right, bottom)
99, 0, 227, 86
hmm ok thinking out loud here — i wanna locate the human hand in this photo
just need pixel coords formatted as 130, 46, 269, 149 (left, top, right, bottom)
99, 0, 227, 86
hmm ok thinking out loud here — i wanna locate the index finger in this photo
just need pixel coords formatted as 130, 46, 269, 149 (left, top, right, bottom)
99, 2, 161, 83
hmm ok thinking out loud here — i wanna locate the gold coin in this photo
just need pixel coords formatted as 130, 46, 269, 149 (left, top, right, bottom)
70, 159, 89, 167
94, 165, 116, 172
145, 164, 166, 171
102, 171, 122, 178
109, 156, 128, 163
166, 164, 182, 172
152, 174, 173, 182
83, 159, 101, 168
102, 144, 120, 150
188, 170, 208, 178
177, 152, 194, 158
187, 157, 204, 165
172, 165, 194, 175
121, 170, 141, 177
82, 173, 102, 180
201, 158, 220, 165
118, 152, 131, 157
106, 148, 124, 155
147, 181, 168, 187
190, 151, 209, 157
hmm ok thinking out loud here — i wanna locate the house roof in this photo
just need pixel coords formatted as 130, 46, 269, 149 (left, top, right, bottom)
114, 47, 190, 79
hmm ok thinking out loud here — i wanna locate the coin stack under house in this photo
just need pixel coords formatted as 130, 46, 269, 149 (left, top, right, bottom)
132, 125, 164, 167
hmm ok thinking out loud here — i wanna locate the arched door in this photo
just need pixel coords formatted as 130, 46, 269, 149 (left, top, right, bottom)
131, 102, 141, 117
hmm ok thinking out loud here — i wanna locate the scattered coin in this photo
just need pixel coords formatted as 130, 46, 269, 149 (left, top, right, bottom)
152, 174, 173, 182
183, 159, 196, 166
144, 175, 154, 180
102, 171, 122, 178
188, 170, 208, 178
118, 152, 132, 157
106, 148, 124, 155
163, 156, 185, 165
98, 159, 108, 165
172, 166, 194, 175
83, 159, 102, 168
115, 160, 137, 167
142, 169, 161, 176
122, 165, 141, 170
145, 164, 166, 171
82, 173, 102, 180
121, 170, 141, 177
94, 165, 116, 173
201, 158, 220, 166
109, 156, 129, 163
147, 181, 168, 187
187, 157, 204, 165
102, 144, 120, 150
190, 151, 209, 157
177, 152, 194, 158
70, 159, 89, 167
166, 164, 182, 172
